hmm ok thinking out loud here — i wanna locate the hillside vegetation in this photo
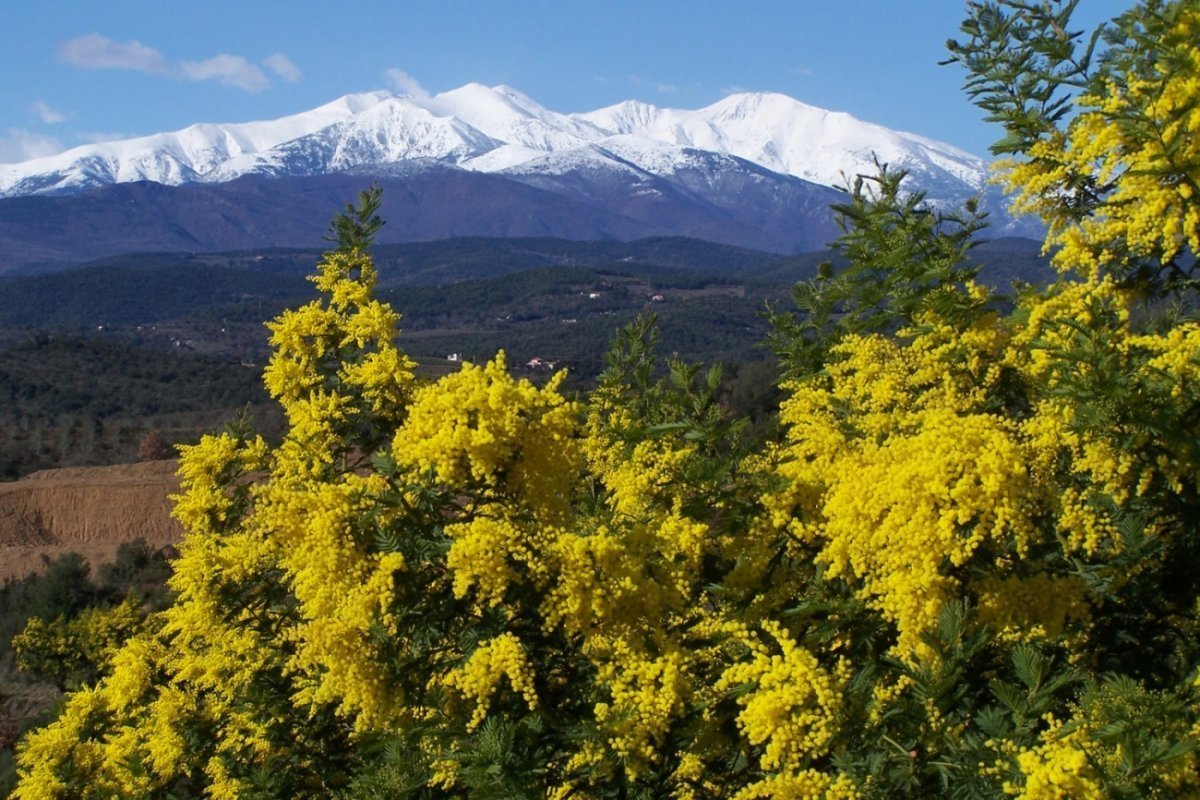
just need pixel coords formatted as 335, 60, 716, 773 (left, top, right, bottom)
0, 236, 1047, 479
9, 2, 1200, 797
0, 336, 279, 479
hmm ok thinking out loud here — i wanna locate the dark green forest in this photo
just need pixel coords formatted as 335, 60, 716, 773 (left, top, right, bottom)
0, 236, 1048, 480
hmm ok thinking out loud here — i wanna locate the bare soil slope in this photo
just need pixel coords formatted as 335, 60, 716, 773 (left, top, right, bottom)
0, 460, 181, 582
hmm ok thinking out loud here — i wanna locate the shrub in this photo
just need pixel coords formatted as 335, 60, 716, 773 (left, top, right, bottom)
12, 3, 1200, 797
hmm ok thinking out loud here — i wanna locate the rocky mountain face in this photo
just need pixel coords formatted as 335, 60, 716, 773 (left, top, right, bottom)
0, 84, 1038, 271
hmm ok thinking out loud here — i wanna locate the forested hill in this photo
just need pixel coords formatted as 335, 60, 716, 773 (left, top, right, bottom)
0, 235, 1050, 479
0, 235, 1049, 329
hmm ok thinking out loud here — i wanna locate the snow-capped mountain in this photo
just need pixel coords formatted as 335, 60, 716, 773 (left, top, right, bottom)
576, 92, 986, 196
0, 92, 398, 197
0, 84, 988, 204
0, 84, 1041, 270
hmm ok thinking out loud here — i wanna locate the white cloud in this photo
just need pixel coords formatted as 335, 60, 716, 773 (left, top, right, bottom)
655, 82, 677, 94
58, 34, 168, 73
788, 66, 816, 77
181, 54, 270, 92
0, 129, 64, 163
263, 53, 300, 82
384, 68, 428, 98
32, 101, 67, 124
59, 34, 289, 94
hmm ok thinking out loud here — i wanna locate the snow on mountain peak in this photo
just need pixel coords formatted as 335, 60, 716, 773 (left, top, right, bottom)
572, 100, 663, 137
417, 84, 599, 153
704, 91, 822, 119
491, 84, 546, 112
318, 90, 398, 116
0, 82, 991, 203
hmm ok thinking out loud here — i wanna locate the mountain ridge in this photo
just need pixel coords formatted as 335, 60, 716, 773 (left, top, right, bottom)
0, 84, 1041, 270
1, 84, 987, 201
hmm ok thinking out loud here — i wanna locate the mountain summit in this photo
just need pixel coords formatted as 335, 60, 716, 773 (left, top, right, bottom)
1, 84, 987, 202
0, 85, 1038, 269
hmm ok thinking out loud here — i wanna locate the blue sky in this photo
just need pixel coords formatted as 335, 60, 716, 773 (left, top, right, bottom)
0, 0, 1128, 164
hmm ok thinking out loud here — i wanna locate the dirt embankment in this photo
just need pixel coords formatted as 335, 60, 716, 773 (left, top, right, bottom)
0, 460, 182, 582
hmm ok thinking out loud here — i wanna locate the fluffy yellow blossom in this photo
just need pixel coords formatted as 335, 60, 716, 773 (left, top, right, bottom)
442, 633, 539, 730
817, 408, 1035, 657
730, 771, 861, 800
13, 686, 109, 799
1006, 730, 1104, 800
264, 245, 415, 457
393, 353, 580, 516
716, 620, 850, 772
13, 597, 148, 685
592, 638, 693, 776
446, 512, 531, 605
540, 509, 708, 639
171, 432, 267, 534
587, 436, 698, 520
996, 5, 1200, 277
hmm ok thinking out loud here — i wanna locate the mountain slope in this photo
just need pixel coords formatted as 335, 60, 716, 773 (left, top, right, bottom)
0, 92, 398, 197
0, 164, 846, 271
576, 92, 985, 196
1, 84, 987, 204
0, 84, 1042, 269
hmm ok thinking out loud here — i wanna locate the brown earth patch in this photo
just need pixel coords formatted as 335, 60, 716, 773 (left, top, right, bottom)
0, 460, 182, 583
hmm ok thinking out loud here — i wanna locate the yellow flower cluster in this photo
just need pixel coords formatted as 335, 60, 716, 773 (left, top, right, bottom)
974, 573, 1091, 644
997, 5, 1200, 277
716, 620, 850, 773
1006, 277, 1132, 386
13, 597, 147, 682
1005, 692, 1200, 799
446, 511, 534, 606
14, 244, 429, 797
771, 318, 1043, 658
761, 269, 1200, 672
393, 352, 579, 513
1135, 323, 1200, 394
268, 474, 408, 729
442, 633, 539, 730
591, 638, 692, 774
171, 432, 269, 534
14, 686, 112, 799
728, 771, 861, 800
1007, 729, 1105, 800
818, 407, 1035, 656
264, 246, 415, 473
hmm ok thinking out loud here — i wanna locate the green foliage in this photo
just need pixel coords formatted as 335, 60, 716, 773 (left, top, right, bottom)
0, 556, 93, 659
0, 335, 283, 478
769, 161, 990, 379
10, 5, 1200, 797
592, 313, 753, 510
0, 235, 1052, 480
946, 0, 1102, 157
0, 542, 175, 793
946, 0, 1200, 294
0, 264, 313, 330
0, 542, 174, 685
14, 600, 147, 691
327, 184, 385, 250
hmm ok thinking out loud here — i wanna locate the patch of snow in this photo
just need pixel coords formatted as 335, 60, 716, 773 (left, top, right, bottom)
0, 83, 990, 208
